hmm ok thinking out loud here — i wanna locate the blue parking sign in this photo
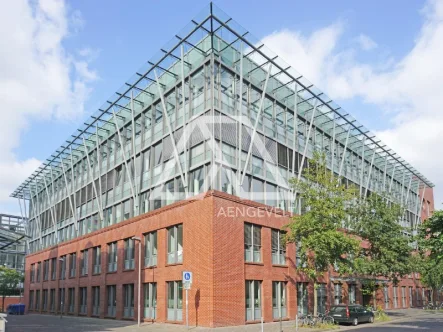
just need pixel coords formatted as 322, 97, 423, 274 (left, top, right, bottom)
183, 271, 192, 283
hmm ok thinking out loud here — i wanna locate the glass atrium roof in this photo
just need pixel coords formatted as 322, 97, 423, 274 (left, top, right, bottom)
11, 3, 434, 200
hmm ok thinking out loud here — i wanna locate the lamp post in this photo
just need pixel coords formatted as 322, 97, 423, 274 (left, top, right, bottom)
132, 236, 142, 327
59, 257, 64, 319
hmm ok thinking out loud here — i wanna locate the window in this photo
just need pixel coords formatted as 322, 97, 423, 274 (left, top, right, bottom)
30, 263, 35, 283
334, 283, 342, 305
92, 286, 100, 316
271, 229, 286, 265
144, 283, 157, 319
43, 260, 49, 281
190, 167, 204, 196
252, 178, 264, 203
272, 281, 287, 319
35, 290, 40, 310
244, 223, 261, 263
317, 284, 327, 314
69, 253, 76, 277
124, 238, 135, 270
123, 200, 131, 220
68, 288, 75, 313
92, 246, 101, 274
80, 249, 88, 276
402, 287, 406, 308
50, 289, 55, 311
59, 256, 66, 280
393, 286, 398, 308
108, 242, 118, 272
167, 225, 183, 264
79, 287, 87, 314
348, 284, 356, 304
29, 290, 34, 310
144, 232, 157, 267
51, 258, 57, 280
384, 286, 390, 309
42, 289, 48, 311
245, 280, 261, 321
58, 288, 65, 313
297, 283, 308, 315
409, 286, 413, 307
123, 284, 134, 318
107, 285, 117, 317
296, 240, 302, 267
167, 281, 183, 321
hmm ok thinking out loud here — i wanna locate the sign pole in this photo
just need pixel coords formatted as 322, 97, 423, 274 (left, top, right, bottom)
186, 288, 189, 329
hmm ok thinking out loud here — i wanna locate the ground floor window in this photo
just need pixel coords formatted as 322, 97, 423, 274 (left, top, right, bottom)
334, 283, 342, 305
409, 287, 413, 307
29, 290, 34, 310
42, 289, 48, 311
123, 284, 134, 318
35, 290, 40, 311
58, 288, 65, 312
68, 288, 75, 313
167, 281, 183, 321
79, 287, 87, 314
401, 287, 406, 308
348, 284, 356, 304
297, 282, 308, 315
272, 281, 287, 319
92, 286, 100, 316
317, 284, 327, 314
107, 285, 116, 317
144, 283, 157, 320
50, 289, 55, 312
245, 280, 261, 321
393, 286, 398, 308
384, 286, 390, 309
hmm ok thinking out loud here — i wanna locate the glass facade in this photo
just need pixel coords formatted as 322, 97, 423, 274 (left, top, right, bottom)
10, 4, 433, 255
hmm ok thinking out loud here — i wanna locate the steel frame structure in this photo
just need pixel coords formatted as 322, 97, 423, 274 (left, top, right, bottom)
11, 4, 433, 254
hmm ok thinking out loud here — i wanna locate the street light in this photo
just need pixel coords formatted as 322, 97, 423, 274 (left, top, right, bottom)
132, 236, 142, 327
58, 257, 64, 319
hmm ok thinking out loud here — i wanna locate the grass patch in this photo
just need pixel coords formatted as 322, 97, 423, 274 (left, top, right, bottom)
375, 312, 390, 322
301, 323, 339, 330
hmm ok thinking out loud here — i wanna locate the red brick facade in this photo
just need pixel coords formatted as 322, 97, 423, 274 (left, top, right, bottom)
24, 190, 439, 327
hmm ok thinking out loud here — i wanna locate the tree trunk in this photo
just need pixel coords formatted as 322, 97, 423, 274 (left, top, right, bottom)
313, 282, 318, 316
373, 289, 377, 309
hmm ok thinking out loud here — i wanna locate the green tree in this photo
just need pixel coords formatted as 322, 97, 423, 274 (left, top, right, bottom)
284, 152, 360, 316
417, 210, 443, 300
0, 266, 23, 312
352, 193, 413, 307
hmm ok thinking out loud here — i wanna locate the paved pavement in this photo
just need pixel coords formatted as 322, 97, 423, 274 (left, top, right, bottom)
4, 309, 443, 332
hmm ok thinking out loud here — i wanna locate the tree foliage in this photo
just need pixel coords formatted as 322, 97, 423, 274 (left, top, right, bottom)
417, 210, 443, 294
284, 152, 360, 314
0, 266, 23, 311
352, 193, 413, 283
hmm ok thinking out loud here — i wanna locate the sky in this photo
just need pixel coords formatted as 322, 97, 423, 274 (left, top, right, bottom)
1, 0, 442, 215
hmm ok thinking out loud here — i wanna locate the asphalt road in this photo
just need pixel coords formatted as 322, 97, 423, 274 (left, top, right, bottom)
342, 312, 443, 332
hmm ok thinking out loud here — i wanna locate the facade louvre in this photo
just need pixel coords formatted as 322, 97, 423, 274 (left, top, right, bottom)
17, 3, 438, 328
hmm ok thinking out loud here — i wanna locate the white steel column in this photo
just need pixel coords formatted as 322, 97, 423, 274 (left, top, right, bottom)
240, 64, 272, 185
382, 154, 389, 192
82, 138, 104, 222
297, 101, 318, 181
237, 42, 244, 196
359, 139, 366, 197
42, 174, 58, 241
131, 91, 140, 213
95, 125, 104, 220
415, 184, 426, 229
389, 164, 397, 194
330, 113, 336, 175
112, 111, 137, 204
60, 161, 78, 233
364, 149, 376, 198
154, 71, 189, 196
29, 183, 42, 249
338, 126, 351, 178
181, 45, 189, 196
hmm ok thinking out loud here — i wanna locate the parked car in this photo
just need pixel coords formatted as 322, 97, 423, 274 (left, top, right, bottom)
329, 304, 374, 326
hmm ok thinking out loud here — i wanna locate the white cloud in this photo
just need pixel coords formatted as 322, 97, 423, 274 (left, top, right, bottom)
356, 34, 378, 51
260, 0, 443, 206
0, 0, 97, 213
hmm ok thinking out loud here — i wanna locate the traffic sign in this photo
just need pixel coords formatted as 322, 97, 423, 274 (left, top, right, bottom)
183, 271, 192, 283
183, 281, 191, 290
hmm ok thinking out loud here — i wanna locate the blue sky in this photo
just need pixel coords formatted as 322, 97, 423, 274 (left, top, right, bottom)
1, 0, 442, 214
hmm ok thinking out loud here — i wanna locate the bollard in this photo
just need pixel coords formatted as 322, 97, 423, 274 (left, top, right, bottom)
261, 316, 264, 332
295, 314, 298, 332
